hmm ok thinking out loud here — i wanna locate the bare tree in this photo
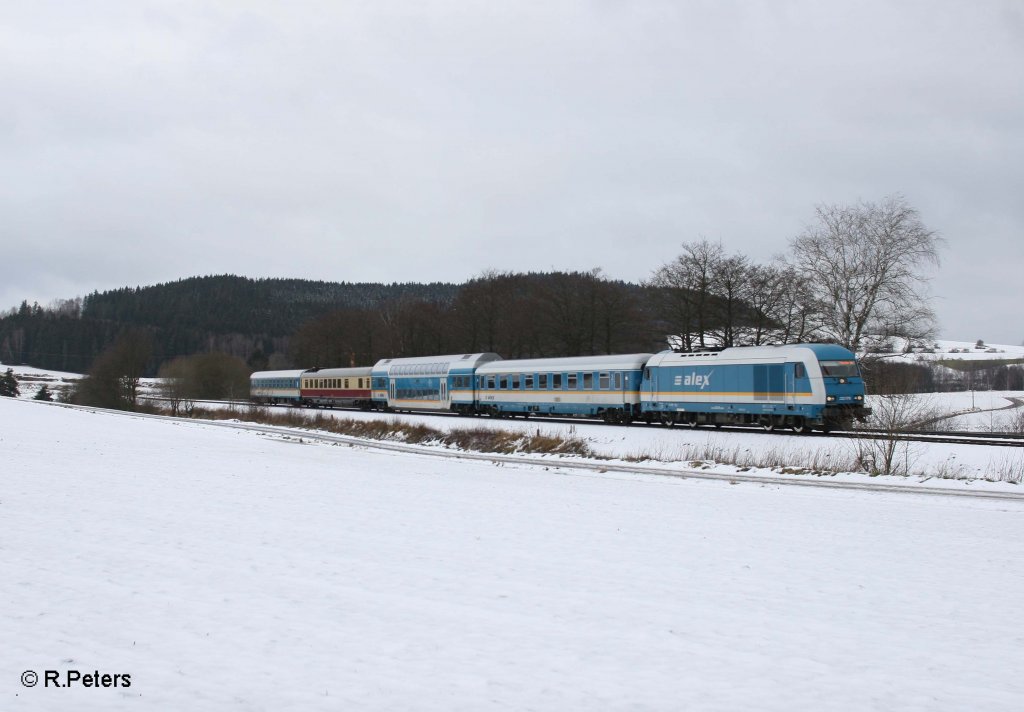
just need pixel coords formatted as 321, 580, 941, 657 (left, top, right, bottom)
708, 252, 750, 347
789, 195, 943, 351
648, 239, 724, 350
74, 329, 153, 410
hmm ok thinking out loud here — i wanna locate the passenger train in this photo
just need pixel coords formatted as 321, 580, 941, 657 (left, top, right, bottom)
250, 343, 871, 433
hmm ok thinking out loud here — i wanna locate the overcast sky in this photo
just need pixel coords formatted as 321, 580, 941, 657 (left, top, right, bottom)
3, 1, 1022, 344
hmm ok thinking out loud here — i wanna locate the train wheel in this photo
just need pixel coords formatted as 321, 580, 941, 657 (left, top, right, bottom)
792, 420, 811, 434
761, 418, 776, 432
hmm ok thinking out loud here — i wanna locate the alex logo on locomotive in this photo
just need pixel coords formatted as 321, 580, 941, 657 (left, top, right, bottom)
674, 371, 714, 389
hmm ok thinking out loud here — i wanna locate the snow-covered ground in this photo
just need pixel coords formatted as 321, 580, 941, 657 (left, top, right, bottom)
3, 397, 1024, 711
2, 397, 1024, 708
0, 362, 81, 400
876, 390, 1024, 432
877, 338, 1024, 362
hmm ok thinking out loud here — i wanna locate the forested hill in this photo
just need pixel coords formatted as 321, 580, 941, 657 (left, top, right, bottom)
0, 275, 458, 374
80, 276, 458, 336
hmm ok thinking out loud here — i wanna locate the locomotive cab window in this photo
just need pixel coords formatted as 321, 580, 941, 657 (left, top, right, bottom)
820, 360, 859, 378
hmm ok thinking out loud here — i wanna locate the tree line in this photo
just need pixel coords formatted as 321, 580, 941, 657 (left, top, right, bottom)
3, 194, 953, 408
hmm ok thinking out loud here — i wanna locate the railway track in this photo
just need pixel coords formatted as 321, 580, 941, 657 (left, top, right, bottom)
46, 400, 1024, 502
148, 396, 1024, 449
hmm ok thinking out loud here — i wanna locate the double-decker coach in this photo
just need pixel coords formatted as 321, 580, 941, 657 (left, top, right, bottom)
300, 366, 373, 409
371, 353, 501, 413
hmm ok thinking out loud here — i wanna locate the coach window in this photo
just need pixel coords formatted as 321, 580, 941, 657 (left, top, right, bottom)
539, 373, 548, 389
524, 374, 534, 389
567, 373, 578, 390
613, 372, 622, 389
598, 372, 609, 389
511, 375, 520, 389
583, 373, 593, 390
553, 373, 562, 389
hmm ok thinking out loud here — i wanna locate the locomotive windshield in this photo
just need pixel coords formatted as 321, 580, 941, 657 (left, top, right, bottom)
819, 360, 859, 378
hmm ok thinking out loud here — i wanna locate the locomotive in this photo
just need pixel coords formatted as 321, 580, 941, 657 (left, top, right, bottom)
250, 344, 870, 433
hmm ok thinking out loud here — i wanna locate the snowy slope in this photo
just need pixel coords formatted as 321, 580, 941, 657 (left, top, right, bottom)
3, 398, 1024, 711
878, 339, 1024, 362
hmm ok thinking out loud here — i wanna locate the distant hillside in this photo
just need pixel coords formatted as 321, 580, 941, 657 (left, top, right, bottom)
80, 275, 458, 336
0, 275, 458, 374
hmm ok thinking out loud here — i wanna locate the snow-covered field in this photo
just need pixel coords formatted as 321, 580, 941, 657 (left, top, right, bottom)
3, 397, 1024, 711
3, 361, 1023, 479
878, 338, 1024, 362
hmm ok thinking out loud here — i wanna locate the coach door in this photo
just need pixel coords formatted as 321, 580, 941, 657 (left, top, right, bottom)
784, 362, 798, 407
439, 378, 449, 408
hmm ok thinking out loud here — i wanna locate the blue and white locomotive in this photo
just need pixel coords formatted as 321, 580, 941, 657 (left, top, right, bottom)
640, 344, 868, 432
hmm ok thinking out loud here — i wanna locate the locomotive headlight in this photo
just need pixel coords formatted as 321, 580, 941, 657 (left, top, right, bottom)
826, 395, 836, 402
854, 395, 863, 401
